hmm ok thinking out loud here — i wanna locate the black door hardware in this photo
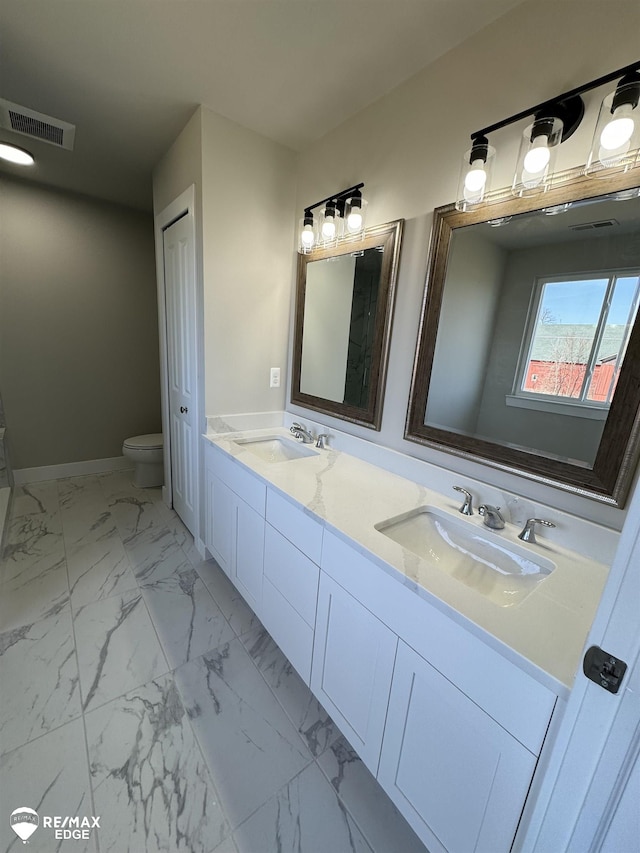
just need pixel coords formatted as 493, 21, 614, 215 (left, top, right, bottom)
583, 646, 628, 694
180, 406, 188, 414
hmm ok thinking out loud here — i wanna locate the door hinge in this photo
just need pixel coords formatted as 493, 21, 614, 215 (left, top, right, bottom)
583, 646, 628, 694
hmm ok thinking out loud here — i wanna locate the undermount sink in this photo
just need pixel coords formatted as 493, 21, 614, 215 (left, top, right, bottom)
233, 435, 318, 463
375, 506, 555, 607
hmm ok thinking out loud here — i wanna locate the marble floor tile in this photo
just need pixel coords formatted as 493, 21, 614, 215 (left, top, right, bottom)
124, 523, 188, 585
212, 837, 239, 853
195, 559, 262, 639
174, 638, 312, 829
0, 558, 69, 632
58, 475, 109, 519
234, 762, 373, 853
141, 566, 236, 669
317, 734, 428, 853
85, 673, 231, 853
0, 717, 96, 853
241, 627, 337, 758
65, 527, 138, 609
155, 500, 194, 550
1, 511, 64, 582
73, 589, 169, 713
99, 475, 165, 541
0, 603, 81, 754
6, 481, 60, 521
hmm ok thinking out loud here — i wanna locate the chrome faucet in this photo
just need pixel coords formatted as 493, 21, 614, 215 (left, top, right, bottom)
518, 518, 556, 544
315, 433, 329, 449
289, 422, 315, 444
478, 504, 505, 530
453, 486, 474, 516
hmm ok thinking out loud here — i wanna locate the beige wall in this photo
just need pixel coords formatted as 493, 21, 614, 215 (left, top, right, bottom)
153, 107, 297, 420
289, 0, 640, 527
0, 175, 161, 469
200, 107, 297, 415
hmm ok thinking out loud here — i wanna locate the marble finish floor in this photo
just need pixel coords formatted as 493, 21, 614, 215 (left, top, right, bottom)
0, 473, 427, 853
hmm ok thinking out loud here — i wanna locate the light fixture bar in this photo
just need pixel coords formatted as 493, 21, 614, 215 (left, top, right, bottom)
303, 183, 364, 215
471, 60, 640, 142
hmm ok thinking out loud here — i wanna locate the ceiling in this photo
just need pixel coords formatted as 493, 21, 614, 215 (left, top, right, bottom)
0, 0, 523, 211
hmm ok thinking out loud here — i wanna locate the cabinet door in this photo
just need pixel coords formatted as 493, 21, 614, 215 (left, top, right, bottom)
205, 470, 234, 578
233, 497, 265, 615
311, 573, 397, 775
378, 641, 537, 853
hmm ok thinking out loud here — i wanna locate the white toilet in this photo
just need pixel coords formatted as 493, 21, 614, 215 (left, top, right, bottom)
122, 434, 164, 488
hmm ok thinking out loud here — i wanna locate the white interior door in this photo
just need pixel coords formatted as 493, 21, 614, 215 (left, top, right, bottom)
163, 213, 197, 534
522, 478, 640, 852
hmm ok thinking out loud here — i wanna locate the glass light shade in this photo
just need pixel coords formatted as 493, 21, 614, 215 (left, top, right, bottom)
586, 82, 640, 176
320, 202, 341, 247
455, 143, 496, 211
512, 116, 563, 197
298, 216, 317, 254
344, 195, 368, 238
0, 143, 34, 166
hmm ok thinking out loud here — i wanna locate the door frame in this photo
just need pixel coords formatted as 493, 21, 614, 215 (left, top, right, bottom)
154, 185, 205, 551
517, 474, 640, 851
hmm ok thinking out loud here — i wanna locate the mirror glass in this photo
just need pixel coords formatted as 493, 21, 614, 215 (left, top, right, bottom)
406, 173, 640, 506
292, 220, 403, 429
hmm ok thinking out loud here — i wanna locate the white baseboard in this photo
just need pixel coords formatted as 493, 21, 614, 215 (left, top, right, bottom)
13, 456, 132, 484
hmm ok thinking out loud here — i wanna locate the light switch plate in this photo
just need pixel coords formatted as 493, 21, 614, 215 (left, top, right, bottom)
270, 367, 281, 388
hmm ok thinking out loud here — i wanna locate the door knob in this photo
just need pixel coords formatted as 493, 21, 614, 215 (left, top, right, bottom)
180, 406, 188, 414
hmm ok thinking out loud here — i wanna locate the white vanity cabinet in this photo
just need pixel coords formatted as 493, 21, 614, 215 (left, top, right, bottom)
204, 467, 234, 577
311, 573, 398, 775
204, 443, 266, 614
261, 491, 322, 685
320, 529, 557, 853
378, 641, 538, 853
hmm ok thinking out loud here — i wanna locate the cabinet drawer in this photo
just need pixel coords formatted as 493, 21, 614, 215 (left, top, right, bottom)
207, 443, 266, 515
264, 525, 319, 627
266, 489, 323, 564
261, 578, 314, 685
322, 531, 555, 755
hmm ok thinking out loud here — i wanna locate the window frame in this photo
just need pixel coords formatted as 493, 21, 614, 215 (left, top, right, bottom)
512, 269, 640, 413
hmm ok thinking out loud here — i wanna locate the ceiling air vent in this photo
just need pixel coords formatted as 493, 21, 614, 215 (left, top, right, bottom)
570, 219, 618, 232
0, 99, 75, 150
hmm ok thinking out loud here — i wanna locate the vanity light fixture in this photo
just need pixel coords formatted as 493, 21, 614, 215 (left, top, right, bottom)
456, 135, 495, 211
297, 182, 365, 253
586, 70, 640, 174
298, 209, 317, 253
456, 60, 640, 211
0, 142, 34, 166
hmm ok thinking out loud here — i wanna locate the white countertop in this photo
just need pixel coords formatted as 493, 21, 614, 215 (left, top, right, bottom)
204, 428, 610, 696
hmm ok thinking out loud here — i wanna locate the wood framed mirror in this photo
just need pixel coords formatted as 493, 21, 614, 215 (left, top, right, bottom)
406, 170, 640, 507
291, 219, 403, 429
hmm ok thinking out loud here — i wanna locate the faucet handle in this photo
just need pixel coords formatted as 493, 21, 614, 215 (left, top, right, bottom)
453, 486, 473, 515
315, 434, 329, 449
478, 504, 505, 530
518, 518, 556, 544
290, 422, 303, 431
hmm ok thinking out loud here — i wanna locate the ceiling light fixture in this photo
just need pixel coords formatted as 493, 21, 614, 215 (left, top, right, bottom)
456, 61, 640, 211
0, 142, 34, 166
297, 183, 365, 253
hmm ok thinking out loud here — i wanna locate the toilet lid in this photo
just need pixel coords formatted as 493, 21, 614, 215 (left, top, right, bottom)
123, 433, 163, 450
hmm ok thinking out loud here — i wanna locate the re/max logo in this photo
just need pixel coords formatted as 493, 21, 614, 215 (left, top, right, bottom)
42, 817, 100, 828
42, 815, 100, 840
